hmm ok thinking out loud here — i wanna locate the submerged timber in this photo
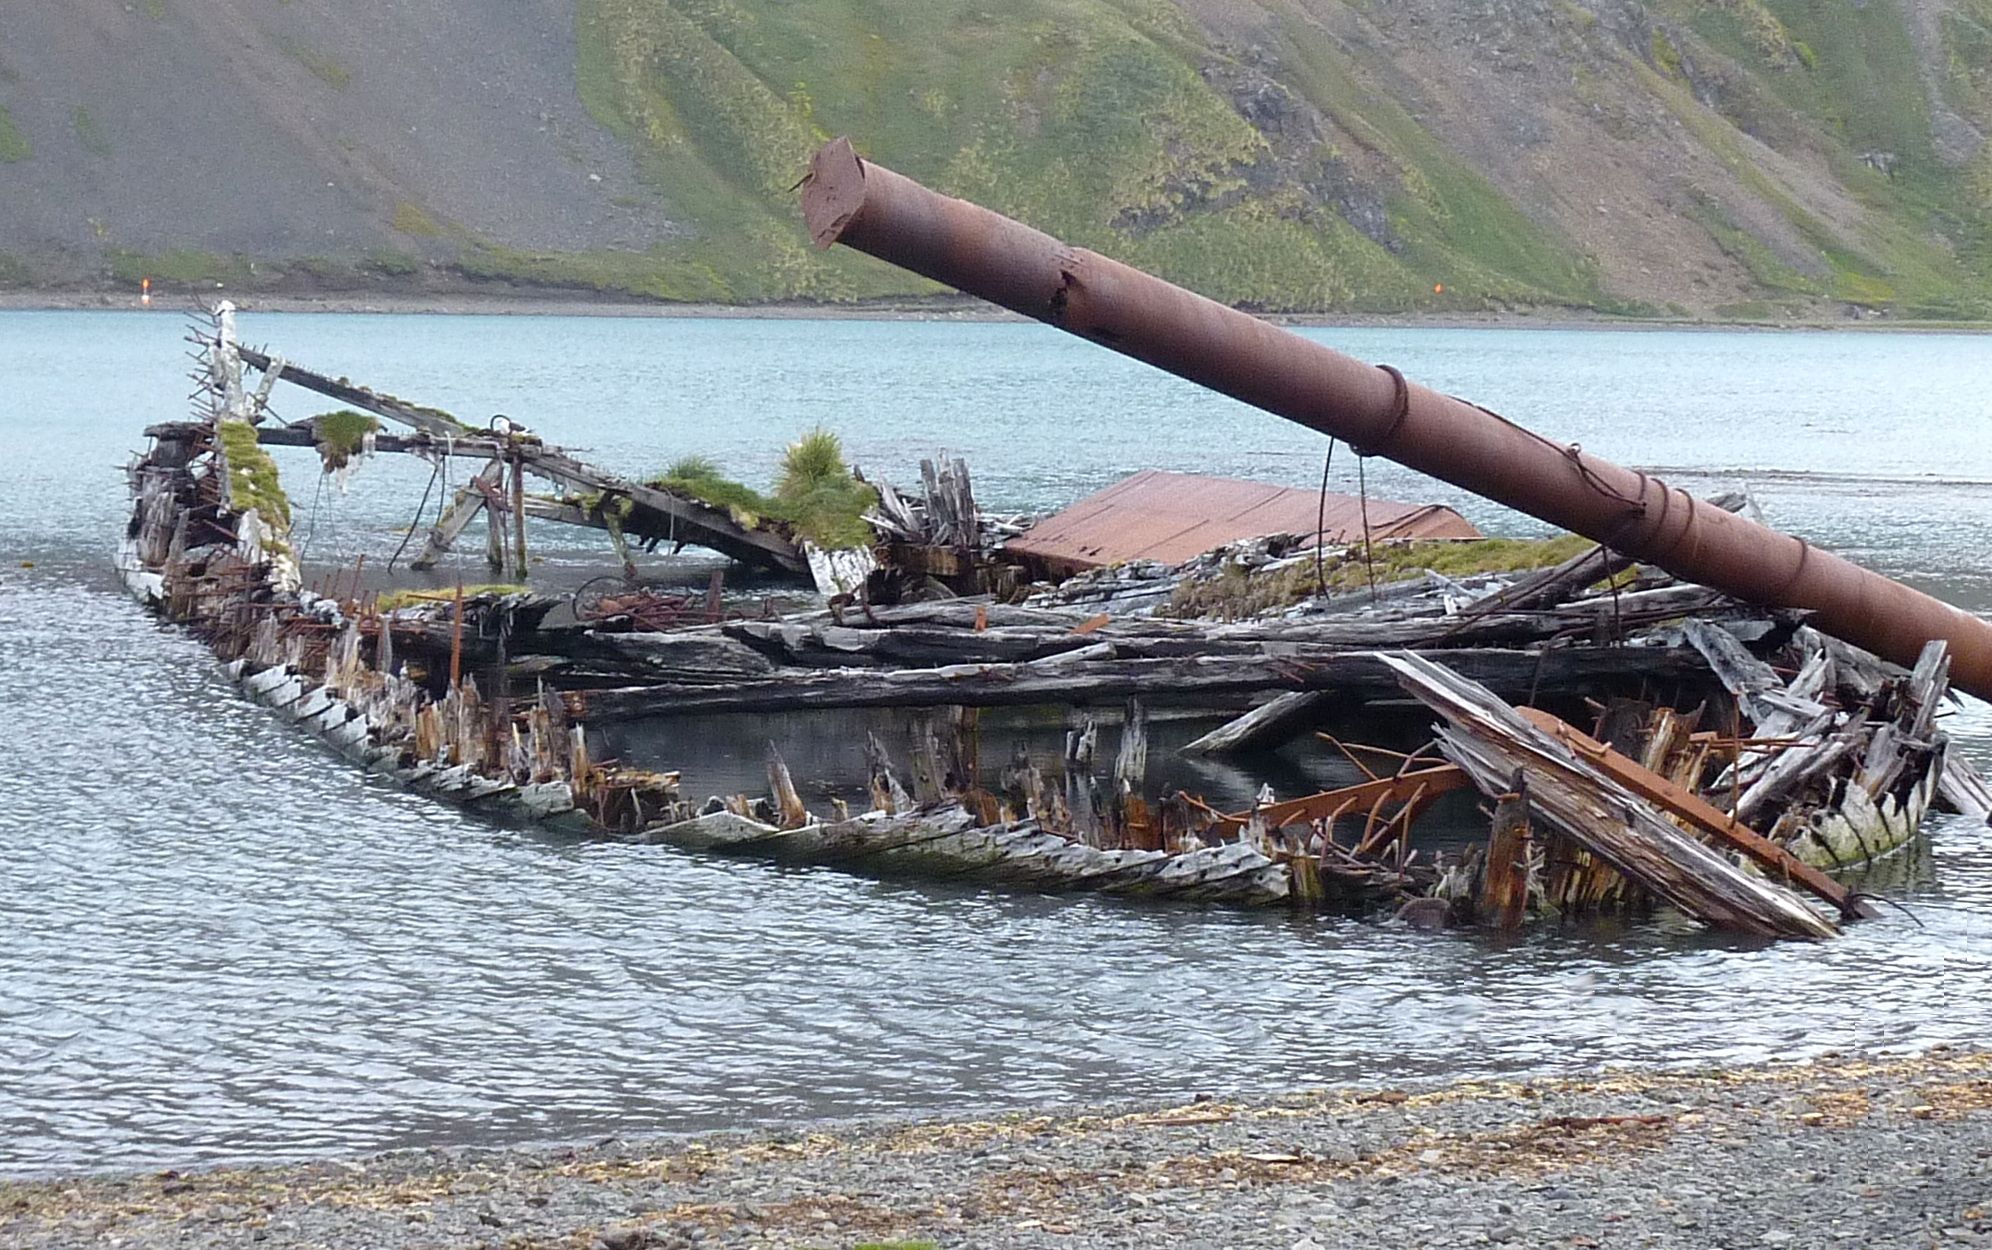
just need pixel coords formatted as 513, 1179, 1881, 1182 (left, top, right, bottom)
117, 303, 1992, 943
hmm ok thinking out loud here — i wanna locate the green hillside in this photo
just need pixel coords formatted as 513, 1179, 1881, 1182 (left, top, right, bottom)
3, 0, 1989, 318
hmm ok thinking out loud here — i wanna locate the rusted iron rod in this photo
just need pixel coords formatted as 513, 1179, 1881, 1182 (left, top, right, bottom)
802, 137, 1992, 702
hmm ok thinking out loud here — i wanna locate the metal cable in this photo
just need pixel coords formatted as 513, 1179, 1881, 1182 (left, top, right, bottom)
1358, 455, 1378, 603
1314, 438, 1338, 596
385, 459, 443, 571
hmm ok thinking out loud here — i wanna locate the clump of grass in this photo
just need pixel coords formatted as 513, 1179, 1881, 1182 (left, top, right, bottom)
655, 463, 770, 530
776, 428, 845, 497
1162, 534, 1598, 620
664, 453, 721, 482
216, 419, 293, 529
772, 428, 878, 549
647, 430, 880, 549
311, 409, 380, 472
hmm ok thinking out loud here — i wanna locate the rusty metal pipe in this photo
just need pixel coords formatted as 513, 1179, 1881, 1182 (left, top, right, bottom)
802, 137, 1992, 701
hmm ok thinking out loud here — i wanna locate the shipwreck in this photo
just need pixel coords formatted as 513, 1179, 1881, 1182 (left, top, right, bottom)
116, 142, 1992, 942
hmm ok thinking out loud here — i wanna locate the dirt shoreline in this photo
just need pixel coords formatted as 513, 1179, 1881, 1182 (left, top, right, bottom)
5, 287, 1988, 333
7, 1047, 1990, 1249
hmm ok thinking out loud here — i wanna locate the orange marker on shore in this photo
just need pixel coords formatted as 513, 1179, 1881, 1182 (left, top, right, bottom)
140, 277, 152, 307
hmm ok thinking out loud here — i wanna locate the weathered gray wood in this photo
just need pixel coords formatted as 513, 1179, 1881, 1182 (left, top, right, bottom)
719, 606, 1760, 670
237, 346, 465, 439
1734, 725, 1860, 826
1939, 752, 1992, 824
562, 645, 1719, 721
1384, 652, 1838, 940
411, 459, 506, 571
1683, 619, 1786, 720
1180, 690, 1334, 756
518, 446, 805, 573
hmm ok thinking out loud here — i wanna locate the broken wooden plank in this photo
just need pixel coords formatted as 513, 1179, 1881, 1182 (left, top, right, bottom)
561, 646, 1719, 721
1515, 707, 1875, 920
1939, 752, 1992, 825
1180, 690, 1333, 757
411, 459, 506, 571
1383, 652, 1838, 940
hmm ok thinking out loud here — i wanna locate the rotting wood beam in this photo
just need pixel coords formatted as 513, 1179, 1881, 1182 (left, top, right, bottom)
246, 423, 514, 461
237, 346, 464, 439
411, 460, 507, 572
513, 446, 806, 573
560, 646, 1717, 722
1514, 708, 1876, 920
1384, 652, 1839, 940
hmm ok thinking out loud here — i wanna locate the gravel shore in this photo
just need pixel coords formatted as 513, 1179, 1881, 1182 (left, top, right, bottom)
7, 1048, 1990, 1250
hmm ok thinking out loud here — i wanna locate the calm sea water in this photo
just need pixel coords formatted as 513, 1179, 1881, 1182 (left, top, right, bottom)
4, 310, 1992, 1178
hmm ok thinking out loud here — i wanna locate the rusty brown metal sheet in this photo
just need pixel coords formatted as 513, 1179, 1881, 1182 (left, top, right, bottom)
802, 137, 1992, 703
1003, 468, 1481, 574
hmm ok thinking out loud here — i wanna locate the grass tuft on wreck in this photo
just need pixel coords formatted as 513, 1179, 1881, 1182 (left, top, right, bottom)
309, 409, 381, 472
651, 428, 879, 549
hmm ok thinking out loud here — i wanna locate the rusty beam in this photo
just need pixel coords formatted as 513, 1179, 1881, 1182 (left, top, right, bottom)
1210, 765, 1470, 834
801, 137, 1992, 703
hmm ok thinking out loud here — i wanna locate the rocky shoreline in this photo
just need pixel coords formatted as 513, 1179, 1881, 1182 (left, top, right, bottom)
7, 1049, 1990, 1250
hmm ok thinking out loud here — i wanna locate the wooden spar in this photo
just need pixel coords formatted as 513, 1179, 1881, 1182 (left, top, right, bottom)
1514, 707, 1876, 920
1382, 652, 1839, 939
512, 446, 806, 573
225, 353, 808, 575
1181, 691, 1334, 756
235, 346, 464, 439
412, 459, 506, 572
558, 645, 1720, 722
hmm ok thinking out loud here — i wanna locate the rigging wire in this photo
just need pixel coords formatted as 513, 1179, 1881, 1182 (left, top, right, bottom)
385, 458, 443, 571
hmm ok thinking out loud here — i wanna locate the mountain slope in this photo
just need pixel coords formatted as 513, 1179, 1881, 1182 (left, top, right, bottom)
2, 0, 1988, 317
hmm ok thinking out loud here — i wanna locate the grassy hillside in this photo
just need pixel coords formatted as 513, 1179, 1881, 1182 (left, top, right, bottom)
1, 0, 1988, 318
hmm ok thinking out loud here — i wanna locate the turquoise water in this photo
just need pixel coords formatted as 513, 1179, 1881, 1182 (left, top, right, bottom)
3, 310, 1991, 1177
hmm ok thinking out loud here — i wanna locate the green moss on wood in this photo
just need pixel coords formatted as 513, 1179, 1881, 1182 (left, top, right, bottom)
216, 419, 293, 529
377, 584, 527, 611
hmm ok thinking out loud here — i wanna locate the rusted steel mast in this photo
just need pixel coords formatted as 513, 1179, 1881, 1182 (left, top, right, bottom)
802, 137, 1992, 702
